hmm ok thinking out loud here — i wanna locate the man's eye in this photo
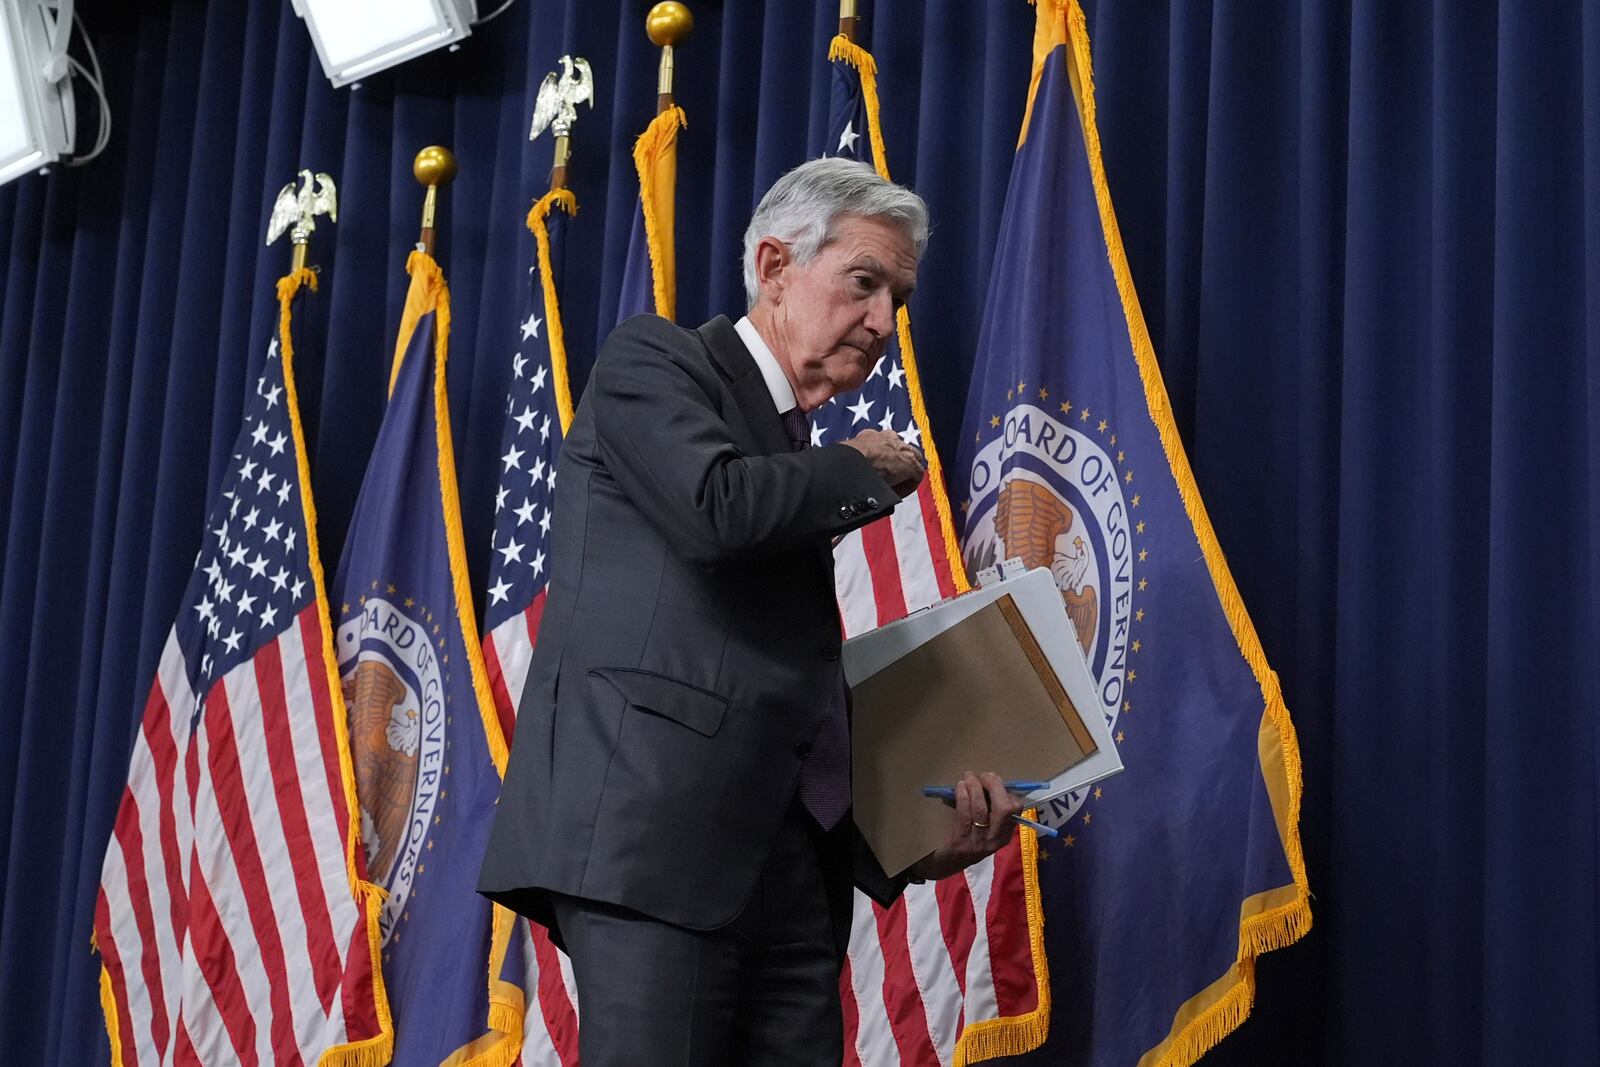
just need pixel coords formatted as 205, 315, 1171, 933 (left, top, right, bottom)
853, 274, 874, 291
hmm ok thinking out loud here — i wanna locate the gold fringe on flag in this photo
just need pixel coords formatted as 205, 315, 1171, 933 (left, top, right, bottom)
525, 188, 579, 434
632, 106, 686, 321
278, 266, 396, 1067
441, 905, 525, 1067
98, 963, 123, 1067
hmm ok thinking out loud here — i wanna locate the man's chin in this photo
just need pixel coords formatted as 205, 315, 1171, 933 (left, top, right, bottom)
843, 361, 877, 391
813, 358, 874, 401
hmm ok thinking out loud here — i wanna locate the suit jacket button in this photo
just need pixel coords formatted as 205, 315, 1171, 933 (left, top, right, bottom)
865, 496, 879, 509
821, 642, 840, 661
838, 504, 852, 519
795, 741, 812, 758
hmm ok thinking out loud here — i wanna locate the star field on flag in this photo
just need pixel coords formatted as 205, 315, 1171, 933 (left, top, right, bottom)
182, 336, 313, 696
481, 214, 567, 726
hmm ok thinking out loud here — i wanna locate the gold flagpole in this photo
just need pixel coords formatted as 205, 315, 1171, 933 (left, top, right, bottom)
413, 146, 457, 256
646, 2, 693, 113
550, 133, 571, 193
838, 0, 859, 43
633, 3, 692, 320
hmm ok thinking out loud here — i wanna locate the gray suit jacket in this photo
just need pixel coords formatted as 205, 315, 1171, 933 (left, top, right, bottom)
478, 314, 904, 932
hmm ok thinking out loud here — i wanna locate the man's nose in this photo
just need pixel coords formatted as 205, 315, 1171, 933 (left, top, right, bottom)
864, 288, 896, 338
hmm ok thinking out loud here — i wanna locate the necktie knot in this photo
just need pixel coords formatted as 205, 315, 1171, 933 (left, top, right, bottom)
781, 407, 810, 451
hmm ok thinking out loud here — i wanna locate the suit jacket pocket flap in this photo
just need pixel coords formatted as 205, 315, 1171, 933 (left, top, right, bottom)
590, 667, 730, 737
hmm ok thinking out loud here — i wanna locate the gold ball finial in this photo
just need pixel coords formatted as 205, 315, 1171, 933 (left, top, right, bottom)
413, 146, 457, 188
645, 2, 693, 48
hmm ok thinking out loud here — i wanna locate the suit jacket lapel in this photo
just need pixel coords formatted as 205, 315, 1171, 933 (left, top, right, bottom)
699, 316, 793, 457
700, 316, 842, 595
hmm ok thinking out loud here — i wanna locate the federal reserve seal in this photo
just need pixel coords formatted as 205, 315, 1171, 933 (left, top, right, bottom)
964, 400, 1134, 825
337, 596, 447, 942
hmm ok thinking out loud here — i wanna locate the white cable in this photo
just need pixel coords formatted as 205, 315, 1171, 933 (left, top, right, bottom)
61, 9, 109, 166
64, 57, 107, 161
474, 0, 517, 27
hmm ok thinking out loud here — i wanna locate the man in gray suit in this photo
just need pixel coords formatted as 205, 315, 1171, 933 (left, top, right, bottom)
479, 158, 1022, 1064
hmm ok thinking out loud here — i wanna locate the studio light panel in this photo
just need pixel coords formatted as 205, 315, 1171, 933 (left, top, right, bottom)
293, 0, 478, 88
0, 0, 71, 185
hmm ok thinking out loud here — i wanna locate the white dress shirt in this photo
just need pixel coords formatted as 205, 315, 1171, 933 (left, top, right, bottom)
734, 315, 798, 416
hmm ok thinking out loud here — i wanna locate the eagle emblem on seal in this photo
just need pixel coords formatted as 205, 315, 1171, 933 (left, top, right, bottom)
993, 478, 1099, 656
343, 660, 419, 882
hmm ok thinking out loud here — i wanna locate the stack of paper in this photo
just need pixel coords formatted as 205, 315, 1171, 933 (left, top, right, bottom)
845, 566, 1124, 875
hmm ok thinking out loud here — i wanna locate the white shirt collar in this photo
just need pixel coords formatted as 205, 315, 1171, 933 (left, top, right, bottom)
734, 315, 798, 415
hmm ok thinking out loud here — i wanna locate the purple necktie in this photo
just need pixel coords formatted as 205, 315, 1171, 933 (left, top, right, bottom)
781, 406, 811, 451
782, 406, 852, 829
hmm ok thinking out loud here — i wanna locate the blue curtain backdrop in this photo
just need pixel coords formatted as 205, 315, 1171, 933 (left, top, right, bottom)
0, 1, 1596, 1064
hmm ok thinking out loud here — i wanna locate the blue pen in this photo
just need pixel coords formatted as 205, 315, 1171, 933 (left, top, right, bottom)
920, 786, 1061, 837
1009, 813, 1059, 838
921, 780, 1050, 801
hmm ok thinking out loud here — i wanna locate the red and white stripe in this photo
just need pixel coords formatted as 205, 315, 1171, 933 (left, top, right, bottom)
96, 609, 385, 1066
512, 920, 581, 1067
482, 590, 546, 741
842, 846, 1041, 1066
834, 481, 955, 636
835, 479, 1043, 1065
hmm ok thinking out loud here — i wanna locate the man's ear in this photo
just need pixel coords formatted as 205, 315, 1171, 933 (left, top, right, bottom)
753, 236, 790, 303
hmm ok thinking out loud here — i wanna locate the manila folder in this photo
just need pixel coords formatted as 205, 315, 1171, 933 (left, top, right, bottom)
849, 593, 1097, 877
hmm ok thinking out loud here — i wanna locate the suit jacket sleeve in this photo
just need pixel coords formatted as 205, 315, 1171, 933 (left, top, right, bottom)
589, 316, 898, 565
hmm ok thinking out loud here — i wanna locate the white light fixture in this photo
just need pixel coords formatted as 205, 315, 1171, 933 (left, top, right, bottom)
0, 0, 73, 185
293, 0, 478, 88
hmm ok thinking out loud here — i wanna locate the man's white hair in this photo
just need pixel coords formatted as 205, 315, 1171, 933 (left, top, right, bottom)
741, 157, 929, 308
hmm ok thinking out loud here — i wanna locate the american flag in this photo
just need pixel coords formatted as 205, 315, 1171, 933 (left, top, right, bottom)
821, 35, 1050, 1065
481, 194, 573, 738
480, 192, 581, 1065
94, 273, 390, 1066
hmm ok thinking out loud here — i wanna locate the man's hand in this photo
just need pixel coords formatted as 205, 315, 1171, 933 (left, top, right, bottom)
909, 771, 1026, 883
842, 429, 925, 499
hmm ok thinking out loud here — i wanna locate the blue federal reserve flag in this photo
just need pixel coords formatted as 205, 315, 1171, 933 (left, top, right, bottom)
330, 252, 523, 1065
953, 3, 1311, 1063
